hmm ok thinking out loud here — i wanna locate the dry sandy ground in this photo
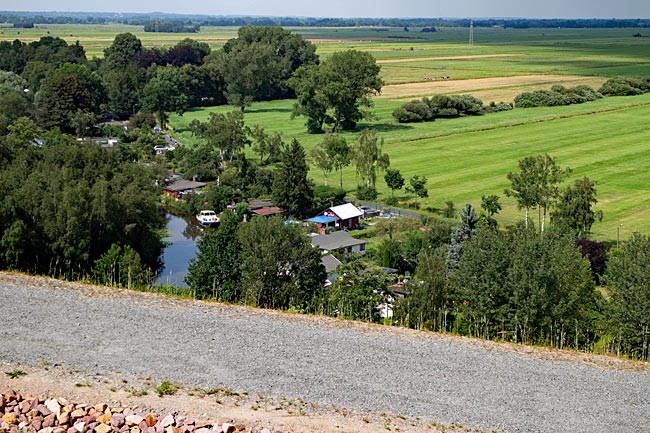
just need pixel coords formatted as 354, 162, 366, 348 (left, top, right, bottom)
0, 360, 461, 433
379, 74, 609, 102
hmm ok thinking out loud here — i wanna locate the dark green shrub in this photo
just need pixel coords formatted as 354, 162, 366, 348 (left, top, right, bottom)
599, 76, 650, 96
356, 185, 378, 200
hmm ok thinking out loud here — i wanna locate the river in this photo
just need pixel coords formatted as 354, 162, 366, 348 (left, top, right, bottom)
155, 213, 202, 288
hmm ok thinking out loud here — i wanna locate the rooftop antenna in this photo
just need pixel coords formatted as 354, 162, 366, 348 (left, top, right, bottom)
469, 19, 474, 47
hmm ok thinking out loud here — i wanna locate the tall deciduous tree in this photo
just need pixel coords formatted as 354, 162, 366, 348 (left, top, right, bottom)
354, 128, 389, 190
186, 211, 242, 301
189, 110, 250, 166
395, 251, 450, 332
38, 63, 106, 133
310, 139, 333, 186
103, 33, 143, 70
325, 133, 351, 191
384, 168, 405, 197
290, 50, 382, 132
455, 225, 598, 347
272, 139, 313, 217
552, 176, 602, 237
217, 26, 318, 110
604, 233, 650, 360
505, 155, 540, 229
406, 174, 428, 204
505, 153, 571, 232
142, 65, 188, 129
288, 64, 330, 133
535, 153, 572, 233
237, 216, 325, 310
250, 125, 283, 165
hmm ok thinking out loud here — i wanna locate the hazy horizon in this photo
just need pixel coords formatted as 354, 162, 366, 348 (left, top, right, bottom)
2, 0, 650, 19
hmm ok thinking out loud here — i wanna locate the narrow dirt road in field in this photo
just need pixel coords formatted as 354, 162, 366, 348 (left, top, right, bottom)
1, 272, 649, 433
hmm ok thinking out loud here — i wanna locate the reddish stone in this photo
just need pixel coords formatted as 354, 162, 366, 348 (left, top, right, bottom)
110, 414, 125, 428
42, 414, 56, 428
38, 405, 53, 416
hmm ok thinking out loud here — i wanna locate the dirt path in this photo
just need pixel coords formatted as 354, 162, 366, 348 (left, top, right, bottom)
1, 272, 649, 433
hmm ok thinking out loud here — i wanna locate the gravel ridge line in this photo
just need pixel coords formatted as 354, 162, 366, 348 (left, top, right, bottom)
1, 272, 649, 433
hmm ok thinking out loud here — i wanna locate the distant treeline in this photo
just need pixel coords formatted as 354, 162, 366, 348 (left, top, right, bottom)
143, 22, 201, 33
0, 13, 107, 25
2, 12, 649, 29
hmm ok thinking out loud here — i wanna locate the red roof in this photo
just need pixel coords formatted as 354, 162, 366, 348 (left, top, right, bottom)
253, 207, 284, 216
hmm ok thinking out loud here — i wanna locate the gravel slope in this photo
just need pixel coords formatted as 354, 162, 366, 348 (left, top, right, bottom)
1, 273, 649, 433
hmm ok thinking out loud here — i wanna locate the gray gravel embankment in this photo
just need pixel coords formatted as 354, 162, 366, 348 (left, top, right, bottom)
1, 273, 649, 433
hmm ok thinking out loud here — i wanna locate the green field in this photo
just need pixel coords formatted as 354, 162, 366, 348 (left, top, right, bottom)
2, 24, 650, 81
3, 23, 649, 241
169, 93, 650, 242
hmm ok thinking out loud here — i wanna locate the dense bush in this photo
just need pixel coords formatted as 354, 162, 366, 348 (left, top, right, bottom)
514, 85, 602, 108
356, 185, 378, 200
598, 76, 650, 96
393, 94, 485, 123
484, 101, 514, 113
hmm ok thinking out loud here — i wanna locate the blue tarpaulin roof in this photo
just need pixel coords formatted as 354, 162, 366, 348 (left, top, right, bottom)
306, 216, 338, 224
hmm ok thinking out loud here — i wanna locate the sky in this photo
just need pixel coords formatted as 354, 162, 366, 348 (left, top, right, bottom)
1, 0, 649, 19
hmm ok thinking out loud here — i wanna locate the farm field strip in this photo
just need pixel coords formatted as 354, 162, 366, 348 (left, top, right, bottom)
379, 74, 609, 100
376, 53, 522, 63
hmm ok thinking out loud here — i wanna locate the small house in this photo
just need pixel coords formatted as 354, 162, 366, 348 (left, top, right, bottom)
163, 180, 207, 200
321, 254, 343, 287
316, 203, 364, 231
247, 199, 288, 219
310, 231, 367, 256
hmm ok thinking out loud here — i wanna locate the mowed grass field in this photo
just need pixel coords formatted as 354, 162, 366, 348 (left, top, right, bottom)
169, 93, 650, 242
2, 22, 649, 241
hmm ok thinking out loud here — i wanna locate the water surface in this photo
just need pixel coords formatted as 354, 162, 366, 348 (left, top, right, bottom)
155, 213, 201, 288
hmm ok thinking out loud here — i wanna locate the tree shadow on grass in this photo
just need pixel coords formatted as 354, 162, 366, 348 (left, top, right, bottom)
244, 107, 293, 114
352, 122, 414, 133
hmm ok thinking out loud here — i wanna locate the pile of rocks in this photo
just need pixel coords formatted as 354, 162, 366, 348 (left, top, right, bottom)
0, 388, 270, 433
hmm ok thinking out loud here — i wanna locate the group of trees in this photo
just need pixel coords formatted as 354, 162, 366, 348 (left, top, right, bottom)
392, 94, 501, 123
514, 85, 602, 108
143, 22, 201, 33
504, 153, 602, 237
0, 118, 166, 283
187, 212, 326, 310
0, 27, 384, 136
599, 76, 650, 96
289, 50, 382, 133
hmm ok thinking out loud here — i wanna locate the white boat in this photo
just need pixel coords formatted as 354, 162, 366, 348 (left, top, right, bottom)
196, 210, 220, 226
